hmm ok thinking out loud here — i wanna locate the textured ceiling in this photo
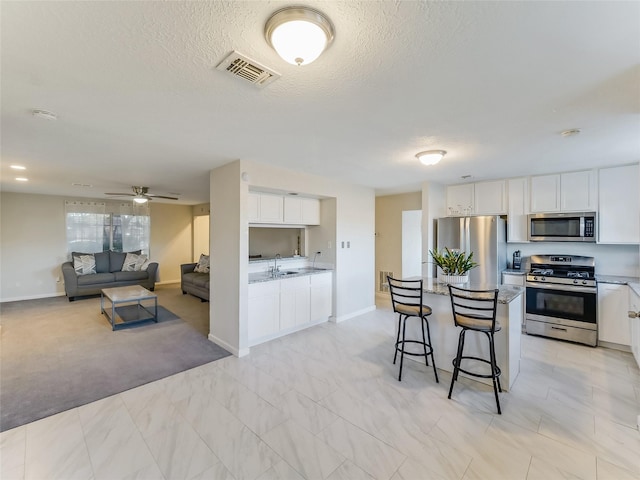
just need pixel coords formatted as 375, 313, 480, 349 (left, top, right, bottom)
1, 1, 639, 204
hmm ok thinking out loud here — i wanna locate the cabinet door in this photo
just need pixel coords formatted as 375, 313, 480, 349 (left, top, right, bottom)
507, 177, 529, 242
301, 198, 320, 225
280, 276, 310, 330
248, 282, 280, 341
259, 194, 284, 223
630, 288, 640, 367
561, 170, 597, 212
248, 193, 260, 223
598, 283, 631, 346
310, 272, 332, 322
283, 197, 303, 224
530, 174, 560, 212
598, 164, 640, 244
446, 184, 474, 216
502, 273, 525, 286
474, 180, 506, 215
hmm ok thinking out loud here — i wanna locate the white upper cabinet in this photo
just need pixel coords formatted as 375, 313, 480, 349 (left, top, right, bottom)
560, 170, 597, 212
474, 180, 507, 215
530, 170, 596, 213
248, 192, 260, 223
284, 197, 320, 225
598, 164, 640, 244
249, 193, 283, 224
283, 196, 303, 224
530, 174, 561, 212
446, 184, 474, 216
507, 177, 529, 242
301, 197, 320, 225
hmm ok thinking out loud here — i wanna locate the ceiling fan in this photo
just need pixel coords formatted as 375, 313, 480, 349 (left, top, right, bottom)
104, 186, 179, 203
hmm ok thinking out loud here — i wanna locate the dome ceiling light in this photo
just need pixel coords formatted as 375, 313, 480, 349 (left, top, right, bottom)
416, 150, 447, 166
265, 6, 335, 66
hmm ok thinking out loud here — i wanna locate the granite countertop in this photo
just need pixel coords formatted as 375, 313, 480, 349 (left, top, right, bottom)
249, 268, 332, 284
249, 255, 307, 264
421, 278, 523, 304
596, 275, 640, 285
502, 269, 527, 275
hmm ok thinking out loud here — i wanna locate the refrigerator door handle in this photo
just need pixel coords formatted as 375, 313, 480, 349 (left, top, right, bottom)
464, 217, 471, 254
458, 217, 466, 253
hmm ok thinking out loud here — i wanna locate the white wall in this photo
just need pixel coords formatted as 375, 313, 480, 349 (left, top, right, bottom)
208, 160, 375, 356
421, 182, 446, 278
0, 192, 193, 302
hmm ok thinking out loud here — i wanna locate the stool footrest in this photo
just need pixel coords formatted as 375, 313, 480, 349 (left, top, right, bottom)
452, 355, 501, 379
395, 340, 434, 357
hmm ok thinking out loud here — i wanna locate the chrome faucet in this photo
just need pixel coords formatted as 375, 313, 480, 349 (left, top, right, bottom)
312, 251, 321, 270
272, 254, 281, 277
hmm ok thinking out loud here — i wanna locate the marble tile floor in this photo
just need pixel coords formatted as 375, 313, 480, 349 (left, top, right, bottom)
2, 302, 639, 480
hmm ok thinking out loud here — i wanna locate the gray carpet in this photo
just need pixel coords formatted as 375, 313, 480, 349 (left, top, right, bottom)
0, 296, 230, 432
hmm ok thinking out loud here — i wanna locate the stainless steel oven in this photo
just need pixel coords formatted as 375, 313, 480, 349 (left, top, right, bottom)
525, 255, 597, 346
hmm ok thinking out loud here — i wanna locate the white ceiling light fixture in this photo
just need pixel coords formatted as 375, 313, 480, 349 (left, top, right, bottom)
265, 6, 335, 66
10, 165, 26, 170
15, 177, 29, 182
416, 150, 447, 166
133, 196, 148, 204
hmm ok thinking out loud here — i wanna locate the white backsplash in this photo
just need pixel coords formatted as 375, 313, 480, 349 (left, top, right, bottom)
507, 242, 639, 277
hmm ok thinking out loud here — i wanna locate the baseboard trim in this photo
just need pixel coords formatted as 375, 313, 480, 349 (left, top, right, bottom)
333, 305, 376, 323
208, 334, 249, 357
0, 292, 66, 303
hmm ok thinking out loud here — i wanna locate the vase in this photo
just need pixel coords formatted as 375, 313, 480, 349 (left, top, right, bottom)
438, 274, 469, 284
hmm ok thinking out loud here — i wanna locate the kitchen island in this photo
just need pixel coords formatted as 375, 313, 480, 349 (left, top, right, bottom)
403, 278, 523, 390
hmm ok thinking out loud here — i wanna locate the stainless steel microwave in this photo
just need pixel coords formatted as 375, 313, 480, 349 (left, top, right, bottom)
528, 212, 596, 242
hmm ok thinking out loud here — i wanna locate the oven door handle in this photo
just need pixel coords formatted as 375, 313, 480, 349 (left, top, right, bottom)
525, 281, 596, 294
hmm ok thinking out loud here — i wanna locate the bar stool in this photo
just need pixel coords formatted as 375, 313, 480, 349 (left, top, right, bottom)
447, 285, 502, 414
387, 276, 439, 383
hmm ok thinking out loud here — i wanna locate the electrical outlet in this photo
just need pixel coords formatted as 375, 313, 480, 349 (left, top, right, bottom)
327, 241, 331, 249
347, 241, 350, 248
341, 241, 345, 248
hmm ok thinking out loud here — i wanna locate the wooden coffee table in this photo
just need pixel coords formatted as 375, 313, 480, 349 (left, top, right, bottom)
101, 285, 158, 330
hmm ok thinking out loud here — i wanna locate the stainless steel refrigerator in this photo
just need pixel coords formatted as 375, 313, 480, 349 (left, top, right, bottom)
436, 216, 507, 287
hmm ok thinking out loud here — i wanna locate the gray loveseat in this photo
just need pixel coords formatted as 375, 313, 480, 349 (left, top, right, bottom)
62, 250, 158, 301
181, 263, 209, 301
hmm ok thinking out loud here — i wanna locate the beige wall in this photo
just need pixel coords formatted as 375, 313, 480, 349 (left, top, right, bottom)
375, 192, 422, 291
149, 203, 194, 283
0, 192, 192, 301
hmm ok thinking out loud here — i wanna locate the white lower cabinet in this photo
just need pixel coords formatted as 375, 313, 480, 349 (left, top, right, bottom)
310, 272, 332, 322
249, 272, 332, 345
248, 281, 280, 341
280, 276, 311, 330
598, 283, 631, 347
629, 287, 640, 367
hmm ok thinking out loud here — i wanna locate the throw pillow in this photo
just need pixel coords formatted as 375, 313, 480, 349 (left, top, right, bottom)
194, 254, 210, 273
122, 253, 150, 272
73, 254, 96, 275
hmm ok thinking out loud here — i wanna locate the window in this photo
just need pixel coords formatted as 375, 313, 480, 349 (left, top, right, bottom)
65, 201, 150, 254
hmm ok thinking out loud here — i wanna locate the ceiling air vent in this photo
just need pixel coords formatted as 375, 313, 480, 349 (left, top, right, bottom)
216, 51, 280, 88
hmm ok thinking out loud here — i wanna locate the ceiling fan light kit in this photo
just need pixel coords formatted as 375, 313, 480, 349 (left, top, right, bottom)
104, 186, 178, 202
265, 6, 335, 66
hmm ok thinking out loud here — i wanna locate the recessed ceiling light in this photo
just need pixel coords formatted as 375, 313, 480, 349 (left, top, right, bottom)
416, 150, 447, 166
560, 128, 581, 137
32, 109, 58, 120
16, 177, 29, 182
10, 165, 26, 170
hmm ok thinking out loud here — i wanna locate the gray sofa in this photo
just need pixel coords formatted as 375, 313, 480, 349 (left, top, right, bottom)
181, 263, 209, 301
62, 250, 158, 301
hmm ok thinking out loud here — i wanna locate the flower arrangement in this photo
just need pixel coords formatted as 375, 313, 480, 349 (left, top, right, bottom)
429, 247, 478, 275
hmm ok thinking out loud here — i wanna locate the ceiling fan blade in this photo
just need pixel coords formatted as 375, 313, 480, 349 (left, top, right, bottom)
105, 193, 135, 196
146, 194, 179, 200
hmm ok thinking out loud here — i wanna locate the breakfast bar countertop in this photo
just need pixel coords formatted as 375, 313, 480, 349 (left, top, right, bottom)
420, 278, 524, 304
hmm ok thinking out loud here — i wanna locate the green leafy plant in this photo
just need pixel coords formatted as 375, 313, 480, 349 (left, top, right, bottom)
429, 247, 478, 275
